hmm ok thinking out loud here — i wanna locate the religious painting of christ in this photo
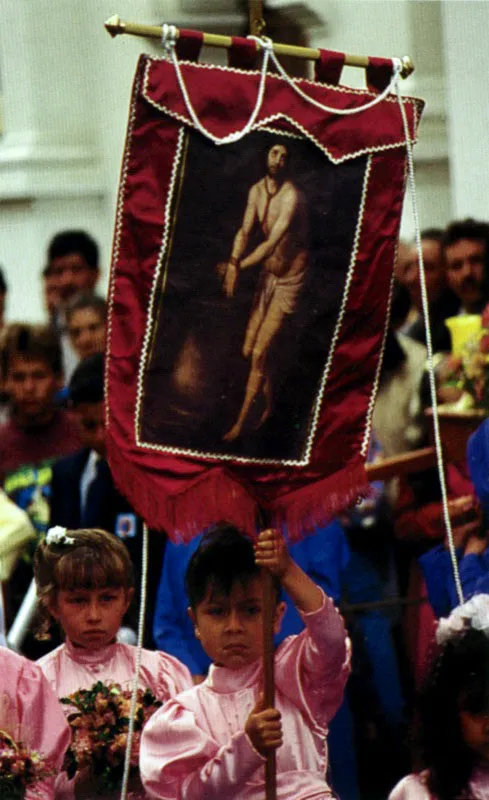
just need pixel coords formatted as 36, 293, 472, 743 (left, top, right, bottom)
138, 128, 367, 464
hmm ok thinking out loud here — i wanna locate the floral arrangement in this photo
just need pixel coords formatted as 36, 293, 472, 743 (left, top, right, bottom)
441, 305, 489, 412
60, 681, 162, 795
0, 729, 55, 799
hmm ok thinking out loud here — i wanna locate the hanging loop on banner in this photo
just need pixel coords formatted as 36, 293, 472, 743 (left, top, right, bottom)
249, 35, 404, 116
161, 23, 178, 58
161, 31, 273, 146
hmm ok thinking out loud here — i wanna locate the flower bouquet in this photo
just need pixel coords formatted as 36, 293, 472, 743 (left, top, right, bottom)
60, 681, 162, 796
441, 307, 489, 413
0, 729, 55, 799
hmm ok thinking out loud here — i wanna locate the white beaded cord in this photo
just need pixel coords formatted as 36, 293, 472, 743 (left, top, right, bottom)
162, 24, 272, 146
160, 27, 404, 145
161, 23, 177, 57
120, 522, 149, 800
250, 36, 404, 117
395, 83, 464, 606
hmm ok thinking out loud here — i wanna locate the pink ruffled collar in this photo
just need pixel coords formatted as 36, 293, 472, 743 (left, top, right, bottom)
469, 763, 489, 798
64, 638, 118, 666
207, 660, 261, 693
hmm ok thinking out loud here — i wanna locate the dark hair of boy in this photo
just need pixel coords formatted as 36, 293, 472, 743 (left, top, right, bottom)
48, 230, 99, 270
0, 267, 7, 296
65, 293, 107, 325
442, 218, 489, 249
420, 227, 445, 244
1, 323, 63, 378
416, 627, 489, 800
68, 352, 104, 408
185, 523, 281, 610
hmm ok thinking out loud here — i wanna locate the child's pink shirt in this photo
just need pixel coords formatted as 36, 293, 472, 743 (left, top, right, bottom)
38, 639, 192, 700
389, 767, 489, 799
140, 591, 350, 800
0, 647, 71, 800
38, 639, 192, 799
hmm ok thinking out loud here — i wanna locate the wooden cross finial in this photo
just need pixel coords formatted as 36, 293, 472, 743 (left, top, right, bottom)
248, 0, 266, 37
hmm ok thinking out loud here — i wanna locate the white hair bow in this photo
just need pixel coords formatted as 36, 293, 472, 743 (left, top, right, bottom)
45, 526, 76, 547
436, 594, 489, 646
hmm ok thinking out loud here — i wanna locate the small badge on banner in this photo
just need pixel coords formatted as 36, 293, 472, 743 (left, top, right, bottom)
115, 513, 137, 540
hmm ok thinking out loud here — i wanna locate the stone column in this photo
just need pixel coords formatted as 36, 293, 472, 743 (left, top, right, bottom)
441, 0, 489, 220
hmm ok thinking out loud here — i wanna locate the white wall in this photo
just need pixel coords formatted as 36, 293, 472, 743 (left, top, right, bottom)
441, 0, 489, 220
308, 0, 451, 239
0, 0, 159, 322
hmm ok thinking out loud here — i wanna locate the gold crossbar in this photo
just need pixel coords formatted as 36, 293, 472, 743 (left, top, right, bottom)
104, 16, 414, 79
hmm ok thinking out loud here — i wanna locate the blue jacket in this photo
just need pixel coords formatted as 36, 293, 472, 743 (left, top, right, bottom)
419, 418, 489, 617
420, 544, 489, 618
468, 418, 489, 514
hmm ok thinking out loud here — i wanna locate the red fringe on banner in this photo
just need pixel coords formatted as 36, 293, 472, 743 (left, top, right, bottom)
273, 458, 370, 542
107, 440, 258, 542
108, 439, 368, 543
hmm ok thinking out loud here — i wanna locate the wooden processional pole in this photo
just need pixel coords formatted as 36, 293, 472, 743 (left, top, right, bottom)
248, 0, 267, 38
245, 0, 278, 791
261, 565, 278, 800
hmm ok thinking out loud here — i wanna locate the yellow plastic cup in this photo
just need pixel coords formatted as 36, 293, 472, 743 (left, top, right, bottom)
445, 314, 482, 356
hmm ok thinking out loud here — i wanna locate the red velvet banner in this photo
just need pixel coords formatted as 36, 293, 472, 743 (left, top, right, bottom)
105, 50, 423, 541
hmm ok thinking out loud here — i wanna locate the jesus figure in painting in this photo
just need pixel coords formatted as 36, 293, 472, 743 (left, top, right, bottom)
221, 142, 310, 442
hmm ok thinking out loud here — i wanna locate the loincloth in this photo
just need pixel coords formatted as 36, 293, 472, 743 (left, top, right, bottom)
257, 268, 307, 317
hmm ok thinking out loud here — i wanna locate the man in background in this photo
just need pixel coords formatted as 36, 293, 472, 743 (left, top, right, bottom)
0, 324, 82, 640
47, 230, 100, 306
442, 218, 489, 315
0, 324, 82, 523
402, 228, 460, 353
44, 230, 102, 380
65, 293, 106, 362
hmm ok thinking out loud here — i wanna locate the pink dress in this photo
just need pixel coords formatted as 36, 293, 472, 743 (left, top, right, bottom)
38, 640, 192, 799
0, 647, 70, 800
389, 767, 489, 799
140, 592, 350, 800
